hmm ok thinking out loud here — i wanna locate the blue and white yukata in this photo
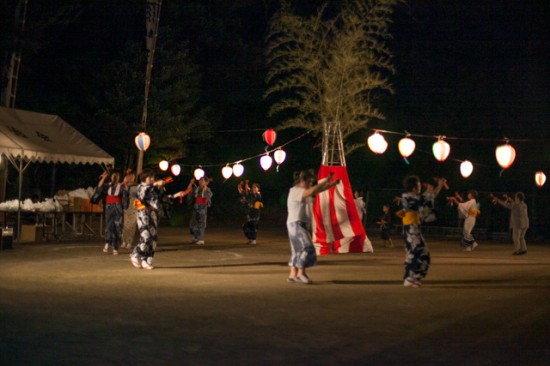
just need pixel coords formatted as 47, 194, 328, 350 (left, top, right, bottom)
401, 192, 431, 283
188, 186, 213, 242
131, 182, 162, 265
102, 182, 128, 251
286, 186, 316, 269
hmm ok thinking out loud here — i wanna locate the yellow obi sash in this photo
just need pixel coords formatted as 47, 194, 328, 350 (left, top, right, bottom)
468, 209, 480, 217
402, 211, 420, 225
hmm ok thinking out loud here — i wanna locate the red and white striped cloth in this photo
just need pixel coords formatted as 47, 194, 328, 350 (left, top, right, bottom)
312, 165, 373, 255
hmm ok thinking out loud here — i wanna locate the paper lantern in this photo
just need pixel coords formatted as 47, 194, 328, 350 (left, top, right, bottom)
432, 138, 450, 162
135, 132, 151, 152
367, 132, 388, 154
170, 164, 181, 176
194, 167, 205, 180
159, 160, 169, 171
274, 149, 286, 165
398, 137, 416, 158
495, 143, 516, 169
460, 160, 473, 178
260, 154, 273, 171
535, 171, 546, 187
262, 129, 277, 146
221, 165, 233, 179
232, 163, 244, 178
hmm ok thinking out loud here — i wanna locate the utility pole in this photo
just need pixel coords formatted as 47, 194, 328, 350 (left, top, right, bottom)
136, 0, 161, 175
0, 0, 28, 202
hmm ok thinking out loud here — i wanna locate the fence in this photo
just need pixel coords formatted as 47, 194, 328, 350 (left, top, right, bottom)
362, 189, 550, 241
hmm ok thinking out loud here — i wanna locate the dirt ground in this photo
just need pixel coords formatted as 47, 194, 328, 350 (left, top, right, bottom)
0, 225, 549, 366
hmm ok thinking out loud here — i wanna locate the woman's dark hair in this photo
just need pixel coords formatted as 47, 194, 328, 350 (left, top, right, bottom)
515, 192, 525, 202
403, 175, 420, 192
139, 168, 155, 183
468, 190, 478, 200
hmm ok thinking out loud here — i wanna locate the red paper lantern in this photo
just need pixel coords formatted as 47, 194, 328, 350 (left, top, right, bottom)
262, 129, 277, 146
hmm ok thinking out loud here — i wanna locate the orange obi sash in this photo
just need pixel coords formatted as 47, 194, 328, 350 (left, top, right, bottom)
106, 195, 122, 204
134, 199, 150, 211
402, 211, 420, 225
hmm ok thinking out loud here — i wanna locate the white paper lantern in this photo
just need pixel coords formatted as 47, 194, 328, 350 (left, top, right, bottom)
495, 143, 516, 169
194, 167, 205, 180
398, 137, 416, 158
367, 132, 388, 154
221, 165, 233, 179
159, 160, 169, 171
460, 160, 473, 178
535, 171, 546, 187
432, 139, 451, 162
232, 163, 244, 178
170, 164, 181, 176
274, 149, 286, 165
260, 154, 273, 171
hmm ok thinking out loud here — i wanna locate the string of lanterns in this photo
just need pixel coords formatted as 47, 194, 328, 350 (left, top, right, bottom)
134, 128, 545, 188
134, 129, 307, 181
366, 129, 546, 187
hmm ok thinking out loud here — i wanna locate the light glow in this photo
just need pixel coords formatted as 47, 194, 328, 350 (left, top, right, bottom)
232, 163, 244, 178
367, 132, 388, 154
432, 139, 451, 162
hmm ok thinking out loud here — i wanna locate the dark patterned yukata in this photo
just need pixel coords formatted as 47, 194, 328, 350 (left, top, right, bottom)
189, 185, 213, 242
102, 182, 128, 251
131, 182, 162, 266
401, 192, 431, 283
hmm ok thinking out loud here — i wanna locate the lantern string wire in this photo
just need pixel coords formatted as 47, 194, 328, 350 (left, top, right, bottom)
173, 131, 311, 168
369, 128, 541, 142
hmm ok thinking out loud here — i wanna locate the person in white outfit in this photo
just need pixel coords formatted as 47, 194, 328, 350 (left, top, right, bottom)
447, 190, 480, 251
491, 192, 529, 255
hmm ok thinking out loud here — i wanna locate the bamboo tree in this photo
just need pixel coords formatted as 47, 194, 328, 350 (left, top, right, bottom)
265, 0, 401, 155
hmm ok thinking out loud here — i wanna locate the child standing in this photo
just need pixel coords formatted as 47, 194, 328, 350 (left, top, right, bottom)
238, 181, 263, 245
377, 204, 393, 248
354, 190, 366, 226
399, 175, 446, 288
447, 190, 480, 251
286, 170, 339, 284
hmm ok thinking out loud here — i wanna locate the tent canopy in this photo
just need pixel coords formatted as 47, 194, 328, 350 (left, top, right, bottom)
0, 106, 114, 165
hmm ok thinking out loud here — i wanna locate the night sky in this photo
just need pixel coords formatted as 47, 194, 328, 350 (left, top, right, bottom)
1, 0, 548, 200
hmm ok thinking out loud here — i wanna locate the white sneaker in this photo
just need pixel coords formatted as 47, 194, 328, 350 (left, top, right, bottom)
141, 260, 154, 270
248, 240, 256, 245
113, 250, 119, 256
130, 256, 141, 269
196, 240, 205, 245
103, 244, 109, 253
297, 274, 311, 284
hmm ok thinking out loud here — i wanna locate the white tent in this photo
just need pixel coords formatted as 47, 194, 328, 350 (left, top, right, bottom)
0, 106, 115, 239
